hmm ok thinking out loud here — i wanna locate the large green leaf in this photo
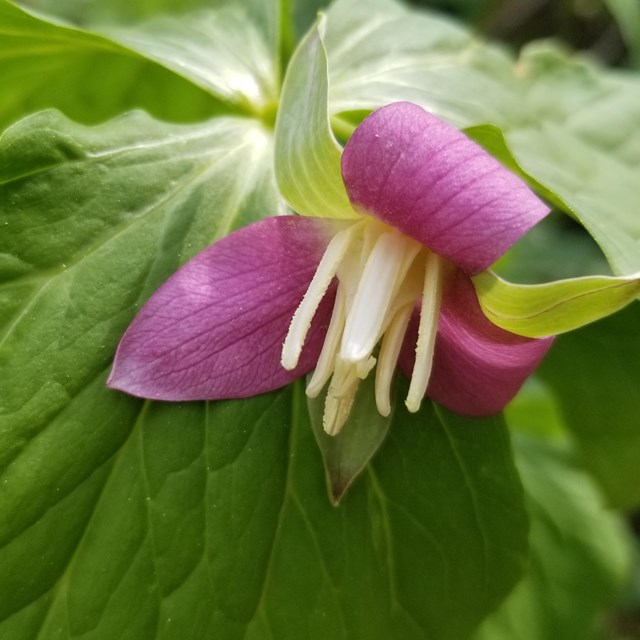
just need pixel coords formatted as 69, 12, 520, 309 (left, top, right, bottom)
0, 0, 227, 128
0, 376, 529, 639
17, 0, 288, 96
323, 0, 517, 128
101, 7, 279, 118
475, 434, 631, 640
538, 302, 640, 509
0, 109, 278, 468
504, 45, 640, 276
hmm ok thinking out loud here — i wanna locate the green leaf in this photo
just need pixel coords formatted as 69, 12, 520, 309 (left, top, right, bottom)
474, 434, 632, 640
101, 6, 279, 118
13, 0, 282, 114
21, 0, 277, 35
472, 269, 640, 338
307, 374, 394, 505
0, 377, 529, 639
604, 0, 640, 65
0, 105, 529, 638
0, 0, 224, 128
274, 16, 356, 219
506, 45, 640, 275
538, 302, 640, 509
463, 124, 569, 214
0, 108, 277, 469
324, 0, 517, 128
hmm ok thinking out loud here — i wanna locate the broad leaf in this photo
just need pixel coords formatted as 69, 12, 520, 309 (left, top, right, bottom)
507, 45, 640, 275
0, 0, 224, 128
538, 302, 640, 509
605, 0, 640, 65
0, 103, 530, 638
0, 379, 529, 639
102, 7, 279, 117
475, 434, 631, 640
473, 270, 640, 338
324, 0, 517, 127
0, 109, 277, 470
24, 0, 280, 56
274, 17, 355, 219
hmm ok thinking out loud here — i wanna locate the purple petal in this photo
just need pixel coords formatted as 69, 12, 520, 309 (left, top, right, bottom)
341, 102, 549, 275
108, 216, 339, 401
400, 268, 554, 416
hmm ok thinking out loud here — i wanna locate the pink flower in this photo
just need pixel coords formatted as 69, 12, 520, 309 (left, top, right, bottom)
108, 102, 553, 434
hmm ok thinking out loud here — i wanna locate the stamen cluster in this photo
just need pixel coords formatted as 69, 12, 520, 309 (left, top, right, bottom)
281, 219, 444, 435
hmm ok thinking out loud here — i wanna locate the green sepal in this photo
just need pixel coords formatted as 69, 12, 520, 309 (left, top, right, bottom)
473, 269, 640, 338
274, 15, 356, 219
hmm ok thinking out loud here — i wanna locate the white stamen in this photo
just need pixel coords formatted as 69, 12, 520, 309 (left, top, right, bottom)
375, 303, 414, 416
281, 223, 360, 370
288, 217, 445, 436
306, 290, 346, 397
340, 230, 420, 363
405, 252, 443, 413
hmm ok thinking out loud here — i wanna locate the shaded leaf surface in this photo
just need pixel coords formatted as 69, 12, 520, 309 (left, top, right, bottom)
0, 0, 224, 128
0, 378, 529, 639
475, 434, 631, 640
538, 302, 640, 509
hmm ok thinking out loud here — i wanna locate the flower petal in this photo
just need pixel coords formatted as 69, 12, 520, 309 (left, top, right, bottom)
341, 102, 549, 274
108, 217, 338, 400
400, 268, 554, 416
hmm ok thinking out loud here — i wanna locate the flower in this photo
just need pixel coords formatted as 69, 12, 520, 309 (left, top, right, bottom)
107, 102, 553, 434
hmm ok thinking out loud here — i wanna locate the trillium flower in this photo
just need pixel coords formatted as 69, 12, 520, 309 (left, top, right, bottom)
108, 102, 553, 435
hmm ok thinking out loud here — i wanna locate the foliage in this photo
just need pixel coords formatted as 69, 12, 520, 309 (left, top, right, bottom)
1, 0, 639, 638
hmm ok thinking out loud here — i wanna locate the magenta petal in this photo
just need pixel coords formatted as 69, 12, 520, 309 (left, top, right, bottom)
341, 102, 549, 274
108, 216, 338, 401
400, 269, 554, 416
